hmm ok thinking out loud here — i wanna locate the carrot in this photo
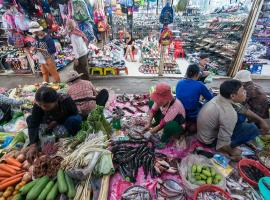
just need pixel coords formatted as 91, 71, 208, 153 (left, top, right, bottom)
0, 173, 24, 185
5, 164, 21, 171
5, 157, 22, 168
0, 164, 17, 175
0, 171, 12, 177
0, 177, 22, 190
0, 177, 6, 181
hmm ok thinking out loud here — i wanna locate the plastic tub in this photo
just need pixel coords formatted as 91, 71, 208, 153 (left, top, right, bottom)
193, 184, 232, 200
238, 159, 270, 187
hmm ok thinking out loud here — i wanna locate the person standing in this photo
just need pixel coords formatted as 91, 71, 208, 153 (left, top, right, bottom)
66, 19, 90, 80
28, 21, 60, 83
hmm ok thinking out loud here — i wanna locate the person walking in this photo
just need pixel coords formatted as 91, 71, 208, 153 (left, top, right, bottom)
28, 21, 60, 83
66, 19, 90, 80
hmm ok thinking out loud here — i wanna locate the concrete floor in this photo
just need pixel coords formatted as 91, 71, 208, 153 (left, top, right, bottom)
1, 63, 270, 94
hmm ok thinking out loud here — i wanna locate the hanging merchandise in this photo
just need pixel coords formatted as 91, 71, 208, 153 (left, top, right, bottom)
14, 11, 30, 31
94, 0, 107, 33
160, 2, 174, 25
2, 10, 16, 30
78, 21, 95, 42
72, 0, 90, 21
41, 0, 51, 13
7, 31, 25, 48
94, 9, 105, 24
119, 0, 133, 7
159, 26, 173, 46
16, 0, 42, 17
98, 21, 107, 32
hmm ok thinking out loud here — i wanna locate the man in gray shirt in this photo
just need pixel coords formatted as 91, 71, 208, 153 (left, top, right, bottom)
197, 80, 269, 161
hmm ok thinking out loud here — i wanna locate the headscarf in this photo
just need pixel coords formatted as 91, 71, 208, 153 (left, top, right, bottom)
66, 19, 89, 46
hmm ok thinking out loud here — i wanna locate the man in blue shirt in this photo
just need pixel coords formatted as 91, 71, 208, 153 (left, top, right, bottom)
176, 64, 213, 133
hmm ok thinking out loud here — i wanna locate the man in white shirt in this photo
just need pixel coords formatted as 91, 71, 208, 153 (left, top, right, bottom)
66, 19, 90, 80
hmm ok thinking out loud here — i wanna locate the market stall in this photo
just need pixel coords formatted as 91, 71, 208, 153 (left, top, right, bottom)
0, 82, 269, 200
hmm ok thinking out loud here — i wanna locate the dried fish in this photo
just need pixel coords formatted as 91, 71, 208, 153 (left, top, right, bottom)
197, 191, 227, 200
156, 179, 186, 200
121, 186, 151, 200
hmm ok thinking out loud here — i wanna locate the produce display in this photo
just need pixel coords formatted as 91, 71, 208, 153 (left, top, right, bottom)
0, 83, 269, 200
190, 164, 222, 185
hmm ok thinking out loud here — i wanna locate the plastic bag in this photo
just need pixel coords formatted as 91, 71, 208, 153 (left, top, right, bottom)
179, 154, 226, 197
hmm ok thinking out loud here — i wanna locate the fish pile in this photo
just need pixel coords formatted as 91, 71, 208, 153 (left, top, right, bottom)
112, 142, 177, 182
156, 179, 186, 200
121, 186, 151, 200
226, 173, 263, 200
241, 165, 265, 182
258, 150, 270, 169
196, 191, 227, 200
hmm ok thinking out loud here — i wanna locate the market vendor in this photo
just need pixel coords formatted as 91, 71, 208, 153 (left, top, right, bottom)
144, 83, 186, 148
198, 53, 210, 83
176, 64, 213, 133
66, 70, 109, 118
66, 19, 90, 81
0, 94, 27, 124
197, 80, 269, 160
26, 87, 82, 161
28, 21, 60, 83
234, 70, 269, 122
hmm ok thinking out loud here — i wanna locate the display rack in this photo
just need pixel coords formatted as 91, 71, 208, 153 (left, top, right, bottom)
182, 10, 249, 75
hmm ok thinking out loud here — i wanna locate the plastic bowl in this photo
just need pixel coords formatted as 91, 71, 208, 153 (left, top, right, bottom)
238, 159, 270, 187
193, 184, 232, 200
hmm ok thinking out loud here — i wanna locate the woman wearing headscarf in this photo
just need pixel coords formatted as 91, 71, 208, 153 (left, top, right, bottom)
66, 19, 90, 80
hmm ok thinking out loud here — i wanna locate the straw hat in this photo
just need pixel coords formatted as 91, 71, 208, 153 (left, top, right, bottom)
66, 71, 83, 83
28, 21, 43, 33
150, 83, 173, 104
234, 70, 252, 83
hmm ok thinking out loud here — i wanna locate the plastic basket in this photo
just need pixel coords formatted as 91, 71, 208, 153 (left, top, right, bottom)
238, 159, 270, 187
193, 185, 232, 200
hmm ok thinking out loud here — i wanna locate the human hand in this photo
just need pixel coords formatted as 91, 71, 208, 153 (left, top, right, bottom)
143, 122, 151, 132
260, 120, 270, 134
26, 144, 38, 164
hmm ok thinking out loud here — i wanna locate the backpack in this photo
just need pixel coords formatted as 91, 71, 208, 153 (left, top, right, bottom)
98, 21, 106, 32
94, 9, 105, 24
159, 27, 172, 46
72, 0, 90, 21
78, 21, 95, 42
160, 2, 174, 25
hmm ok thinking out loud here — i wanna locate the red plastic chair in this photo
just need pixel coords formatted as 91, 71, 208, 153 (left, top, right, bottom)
173, 40, 185, 60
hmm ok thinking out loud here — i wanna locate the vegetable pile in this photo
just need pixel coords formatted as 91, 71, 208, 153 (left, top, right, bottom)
189, 164, 222, 185
33, 155, 63, 178
13, 169, 76, 200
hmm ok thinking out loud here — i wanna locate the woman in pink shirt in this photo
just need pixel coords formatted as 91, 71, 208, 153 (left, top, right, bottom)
144, 82, 186, 148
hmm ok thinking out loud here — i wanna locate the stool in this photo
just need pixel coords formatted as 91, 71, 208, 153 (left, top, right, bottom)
91, 67, 103, 75
104, 67, 116, 75
115, 67, 128, 75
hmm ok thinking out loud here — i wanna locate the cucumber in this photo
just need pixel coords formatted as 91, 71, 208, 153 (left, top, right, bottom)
26, 176, 50, 200
12, 194, 23, 200
46, 182, 58, 200
65, 174, 76, 199
57, 169, 68, 193
19, 178, 40, 195
37, 181, 54, 200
